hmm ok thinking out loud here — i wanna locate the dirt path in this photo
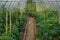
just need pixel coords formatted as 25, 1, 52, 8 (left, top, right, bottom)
23, 16, 36, 40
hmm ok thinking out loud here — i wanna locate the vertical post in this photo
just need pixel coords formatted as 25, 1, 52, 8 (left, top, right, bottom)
6, 10, 8, 35
0, 8, 1, 20
10, 10, 12, 33
20, 7, 24, 19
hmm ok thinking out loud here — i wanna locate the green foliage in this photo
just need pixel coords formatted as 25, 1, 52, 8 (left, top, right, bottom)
0, 8, 27, 40
0, 7, 60, 40
35, 8, 60, 40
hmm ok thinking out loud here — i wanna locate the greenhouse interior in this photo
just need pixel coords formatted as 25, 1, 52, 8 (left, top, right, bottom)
0, 0, 60, 40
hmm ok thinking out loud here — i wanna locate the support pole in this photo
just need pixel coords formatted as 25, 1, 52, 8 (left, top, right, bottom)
10, 10, 12, 34
6, 10, 8, 35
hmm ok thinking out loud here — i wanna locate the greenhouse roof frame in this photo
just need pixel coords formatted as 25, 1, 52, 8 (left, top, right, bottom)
0, 0, 60, 9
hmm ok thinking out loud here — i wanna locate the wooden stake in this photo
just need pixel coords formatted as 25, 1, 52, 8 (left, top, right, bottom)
6, 10, 8, 35
20, 8, 23, 19
10, 10, 12, 33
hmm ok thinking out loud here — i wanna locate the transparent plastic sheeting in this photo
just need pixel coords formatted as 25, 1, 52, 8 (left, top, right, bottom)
0, 0, 60, 9
0, 0, 27, 8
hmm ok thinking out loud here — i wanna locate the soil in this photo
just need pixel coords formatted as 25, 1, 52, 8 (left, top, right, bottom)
23, 16, 36, 40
